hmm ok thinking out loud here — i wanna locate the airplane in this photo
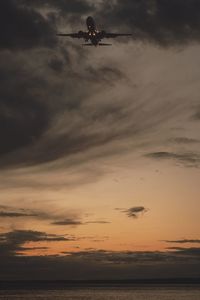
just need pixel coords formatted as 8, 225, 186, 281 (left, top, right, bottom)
57, 16, 132, 46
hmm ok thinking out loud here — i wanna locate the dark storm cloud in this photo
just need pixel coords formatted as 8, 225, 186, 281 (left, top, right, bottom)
120, 206, 148, 219
164, 239, 200, 244
0, 229, 72, 256
0, 0, 199, 176
98, 0, 200, 46
146, 151, 200, 167
0, 52, 50, 158
0, 0, 56, 50
18, 0, 93, 14
0, 67, 132, 169
22, 0, 200, 46
0, 15, 129, 170
7, 0, 200, 47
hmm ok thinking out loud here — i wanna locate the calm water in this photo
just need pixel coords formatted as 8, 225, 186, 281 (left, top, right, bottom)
0, 287, 200, 300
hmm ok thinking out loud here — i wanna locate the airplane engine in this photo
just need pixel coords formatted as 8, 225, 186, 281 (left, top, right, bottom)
78, 31, 84, 38
101, 30, 106, 38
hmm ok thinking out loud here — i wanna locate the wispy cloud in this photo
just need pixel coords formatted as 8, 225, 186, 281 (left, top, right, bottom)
164, 239, 200, 244
146, 152, 200, 167
52, 219, 110, 226
0, 205, 110, 228
0, 205, 84, 229
0, 211, 36, 218
172, 137, 200, 144
85, 221, 110, 224
52, 219, 83, 226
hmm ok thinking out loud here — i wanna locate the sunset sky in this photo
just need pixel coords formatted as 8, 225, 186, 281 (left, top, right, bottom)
0, 0, 200, 280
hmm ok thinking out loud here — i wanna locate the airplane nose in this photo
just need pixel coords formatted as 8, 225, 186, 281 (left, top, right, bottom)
87, 16, 92, 24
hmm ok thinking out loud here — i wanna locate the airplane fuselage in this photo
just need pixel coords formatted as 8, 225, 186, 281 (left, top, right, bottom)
86, 17, 99, 46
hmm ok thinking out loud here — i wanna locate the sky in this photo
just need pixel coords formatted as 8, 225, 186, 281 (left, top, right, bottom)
0, 0, 200, 280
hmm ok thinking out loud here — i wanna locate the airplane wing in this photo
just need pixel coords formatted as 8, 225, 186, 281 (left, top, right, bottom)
57, 32, 87, 39
104, 33, 132, 38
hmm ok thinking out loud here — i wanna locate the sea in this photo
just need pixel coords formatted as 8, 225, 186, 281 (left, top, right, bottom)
0, 286, 200, 300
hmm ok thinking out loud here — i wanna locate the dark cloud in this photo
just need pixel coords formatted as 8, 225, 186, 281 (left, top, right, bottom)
0, 246, 200, 280
0, 230, 70, 243
0, 205, 109, 228
48, 57, 65, 73
1, 0, 197, 175
85, 221, 110, 224
164, 239, 200, 244
192, 110, 200, 120
83, 66, 125, 83
52, 219, 83, 226
18, 0, 93, 14
0, 52, 50, 158
0, 205, 84, 227
120, 206, 148, 219
52, 219, 110, 226
0, 211, 36, 218
0, 60, 135, 170
0, 38, 129, 170
98, 0, 200, 46
0, 230, 73, 256
63, 247, 200, 264
146, 151, 200, 167
167, 247, 200, 257
0, 0, 57, 50
4, 0, 200, 48
0, 206, 41, 219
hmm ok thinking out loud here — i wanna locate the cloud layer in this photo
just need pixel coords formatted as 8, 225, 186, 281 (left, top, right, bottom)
165, 239, 200, 244
0, 229, 72, 256
0, 234, 200, 279
98, 0, 200, 46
